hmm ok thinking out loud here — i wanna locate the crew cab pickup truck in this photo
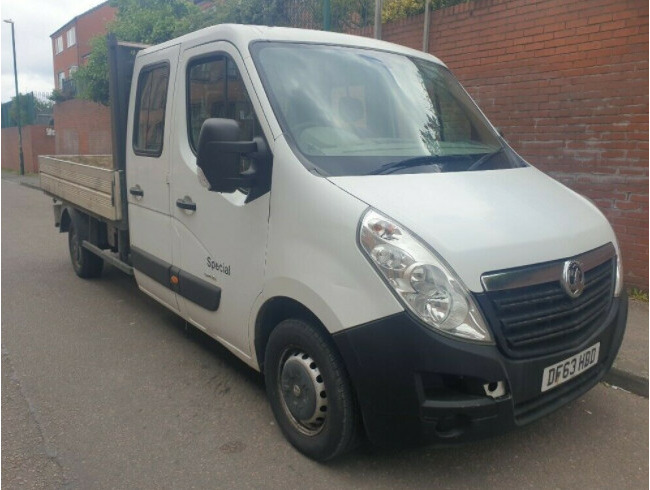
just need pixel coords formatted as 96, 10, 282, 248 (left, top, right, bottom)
40, 25, 628, 461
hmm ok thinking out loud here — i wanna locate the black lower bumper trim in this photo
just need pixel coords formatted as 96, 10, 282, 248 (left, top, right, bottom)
513, 363, 604, 424
333, 293, 627, 447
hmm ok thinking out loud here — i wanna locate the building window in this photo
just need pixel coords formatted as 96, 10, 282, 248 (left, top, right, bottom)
133, 63, 170, 156
54, 36, 63, 54
58, 72, 65, 89
69, 65, 78, 75
66, 27, 76, 47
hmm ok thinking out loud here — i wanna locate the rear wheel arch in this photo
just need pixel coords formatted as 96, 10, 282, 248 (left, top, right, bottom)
67, 208, 103, 278
59, 207, 72, 233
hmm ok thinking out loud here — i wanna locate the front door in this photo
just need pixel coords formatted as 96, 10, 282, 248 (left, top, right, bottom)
169, 42, 272, 359
126, 45, 180, 312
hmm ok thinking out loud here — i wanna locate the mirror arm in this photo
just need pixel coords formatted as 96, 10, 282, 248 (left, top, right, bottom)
207, 141, 258, 155
219, 169, 256, 191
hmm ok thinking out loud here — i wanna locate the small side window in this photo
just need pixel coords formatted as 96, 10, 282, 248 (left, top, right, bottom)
133, 63, 169, 156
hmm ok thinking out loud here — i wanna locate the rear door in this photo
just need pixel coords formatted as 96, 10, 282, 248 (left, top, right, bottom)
126, 45, 181, 311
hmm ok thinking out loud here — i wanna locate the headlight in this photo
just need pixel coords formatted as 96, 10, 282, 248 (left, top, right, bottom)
359, 209, 492, 343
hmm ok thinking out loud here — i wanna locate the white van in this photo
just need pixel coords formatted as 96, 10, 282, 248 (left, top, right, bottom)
41, 25, 628, 461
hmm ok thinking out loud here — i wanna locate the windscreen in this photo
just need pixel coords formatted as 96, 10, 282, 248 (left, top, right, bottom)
252, 42, 526, 176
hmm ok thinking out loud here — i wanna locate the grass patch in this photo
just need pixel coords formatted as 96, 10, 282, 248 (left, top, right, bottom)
628, 287, 649, 302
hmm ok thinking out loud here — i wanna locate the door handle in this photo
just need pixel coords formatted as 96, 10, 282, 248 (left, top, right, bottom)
176, 196, 196, 212
129, 185, 144, 197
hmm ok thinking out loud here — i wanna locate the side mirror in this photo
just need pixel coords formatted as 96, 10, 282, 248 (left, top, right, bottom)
196, 118, 270, 195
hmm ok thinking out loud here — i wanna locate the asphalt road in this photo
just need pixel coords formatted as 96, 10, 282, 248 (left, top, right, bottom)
2, 179, 648, 489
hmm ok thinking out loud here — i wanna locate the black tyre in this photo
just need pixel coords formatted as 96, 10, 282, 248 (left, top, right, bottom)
68, 211, 103, 279
264, 318, 360, 461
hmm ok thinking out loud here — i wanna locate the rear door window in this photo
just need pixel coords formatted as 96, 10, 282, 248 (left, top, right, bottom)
133, 63, 170, 156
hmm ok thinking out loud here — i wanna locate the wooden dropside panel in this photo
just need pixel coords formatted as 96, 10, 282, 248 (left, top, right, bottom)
39, 155, 122, 221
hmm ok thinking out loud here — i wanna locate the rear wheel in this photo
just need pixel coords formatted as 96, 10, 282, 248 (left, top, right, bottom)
264, 318, 360, 461
68, 212, 103, 278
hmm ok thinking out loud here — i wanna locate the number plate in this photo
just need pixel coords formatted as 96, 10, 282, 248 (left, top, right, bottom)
541, 342, 600, 393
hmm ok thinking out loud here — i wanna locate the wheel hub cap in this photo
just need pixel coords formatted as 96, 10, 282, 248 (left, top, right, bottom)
279, 351, 328, 434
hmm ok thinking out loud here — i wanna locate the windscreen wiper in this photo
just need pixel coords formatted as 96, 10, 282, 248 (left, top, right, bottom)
369, 155, 441, 175
467, 147, 504, 171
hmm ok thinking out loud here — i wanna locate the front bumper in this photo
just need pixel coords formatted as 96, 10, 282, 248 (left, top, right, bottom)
333, 292, 628, 447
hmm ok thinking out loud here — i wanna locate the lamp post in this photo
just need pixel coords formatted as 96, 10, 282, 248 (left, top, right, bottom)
374, 0, 382, 40
4, 19, 25, 175
422, 0, 431, 53
323, 0, 331, 31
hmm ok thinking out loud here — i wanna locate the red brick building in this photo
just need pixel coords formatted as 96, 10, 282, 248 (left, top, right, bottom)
50, 1, 116, 91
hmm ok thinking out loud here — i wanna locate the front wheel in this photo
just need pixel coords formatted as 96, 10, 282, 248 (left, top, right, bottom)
68, 213, 103, 279
264, 319, 360, 461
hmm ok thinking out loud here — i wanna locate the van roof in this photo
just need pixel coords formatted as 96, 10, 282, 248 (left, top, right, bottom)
138, 23, 445, 66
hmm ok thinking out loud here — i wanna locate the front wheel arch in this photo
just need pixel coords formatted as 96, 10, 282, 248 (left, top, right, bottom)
254, 296, 327, 372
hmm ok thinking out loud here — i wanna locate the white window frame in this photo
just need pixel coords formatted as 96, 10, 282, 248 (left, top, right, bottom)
66, 27, 76, 47
58, 72, 65, 89
55, 36, 63, 54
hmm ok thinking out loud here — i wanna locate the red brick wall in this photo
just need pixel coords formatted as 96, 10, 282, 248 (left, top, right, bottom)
1, 126, 55, 173
353, 0, 649, 289
2, 127, 20, 171
53, 99, 112, 155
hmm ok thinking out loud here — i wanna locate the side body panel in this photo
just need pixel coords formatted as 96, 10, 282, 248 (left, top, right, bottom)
254, 136, 403, 351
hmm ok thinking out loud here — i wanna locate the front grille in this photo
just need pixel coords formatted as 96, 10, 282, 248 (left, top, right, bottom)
484, 255, 614, 359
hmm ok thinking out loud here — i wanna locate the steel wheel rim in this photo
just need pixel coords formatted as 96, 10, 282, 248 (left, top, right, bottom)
277, 348, 328, 436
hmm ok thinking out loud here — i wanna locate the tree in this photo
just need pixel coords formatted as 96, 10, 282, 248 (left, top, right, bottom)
74, 36, 110, 104
7, 92, 53, 126
272, 0, 375, 31
382, 0, 425, 22
209, 0, 285, 27
383, 0, 472, 23
74, 0, 204, 105
75, 0, 475, 105
108, 0, 204, 45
